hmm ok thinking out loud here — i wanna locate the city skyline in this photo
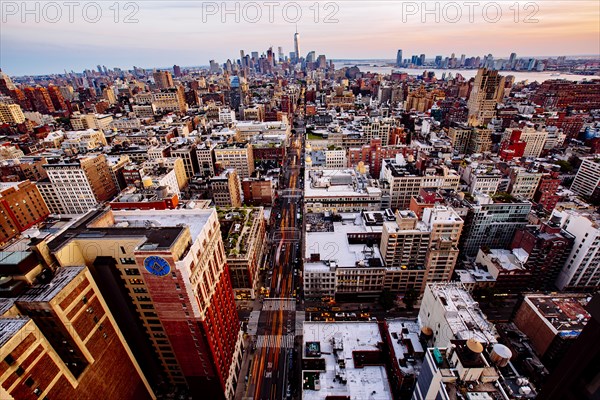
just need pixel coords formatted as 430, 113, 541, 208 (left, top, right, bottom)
2, 1, 599, 75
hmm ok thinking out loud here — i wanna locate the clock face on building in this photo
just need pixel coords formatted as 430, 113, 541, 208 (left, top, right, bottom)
144, 256, 171, 277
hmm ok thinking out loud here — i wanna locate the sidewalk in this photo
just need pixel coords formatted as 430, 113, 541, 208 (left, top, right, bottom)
233, 335, 254, 400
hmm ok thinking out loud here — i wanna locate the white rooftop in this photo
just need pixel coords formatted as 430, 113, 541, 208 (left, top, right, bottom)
426, 283, 497, 345
303, 322, 392, 400
386, 319, 423, 376
305, 217, 383, 267
112, 209, 214, 240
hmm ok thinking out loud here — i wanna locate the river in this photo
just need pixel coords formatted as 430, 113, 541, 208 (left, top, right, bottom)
333, 60, 598, 83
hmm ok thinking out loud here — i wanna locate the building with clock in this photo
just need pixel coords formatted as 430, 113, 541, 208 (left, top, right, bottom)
46, 207, 243, 400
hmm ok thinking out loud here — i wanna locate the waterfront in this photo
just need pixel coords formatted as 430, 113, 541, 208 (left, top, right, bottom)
334, 60, 598, 82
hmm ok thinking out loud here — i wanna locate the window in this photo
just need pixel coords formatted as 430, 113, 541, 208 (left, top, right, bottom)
24, 377, 35, 387
4, 354, 14, 366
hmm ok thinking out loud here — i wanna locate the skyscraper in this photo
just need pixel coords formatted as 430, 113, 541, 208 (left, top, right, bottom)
153, 70, 174, 89
49, 208, 244, 399
294, 28, 300, 62
466, 68, 505, 126
396, 49, 403, 67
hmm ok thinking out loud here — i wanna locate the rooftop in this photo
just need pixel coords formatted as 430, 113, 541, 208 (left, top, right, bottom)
17, 266, 84, 303
305, 214, 383, 268
0, 318, 29, 348
302, 321, 392, 400
525, 293, 591, 334
386, 319, 424, 376
425, 283, 498, 345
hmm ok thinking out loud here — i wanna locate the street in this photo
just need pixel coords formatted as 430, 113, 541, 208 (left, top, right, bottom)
240, 97, 306, 400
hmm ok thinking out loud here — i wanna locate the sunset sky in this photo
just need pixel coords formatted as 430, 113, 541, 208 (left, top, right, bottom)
1, 0, 599, 75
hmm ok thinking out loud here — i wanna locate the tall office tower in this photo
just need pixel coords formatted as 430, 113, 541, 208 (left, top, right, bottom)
0, 266, 155, 399
306, 51, 316, 63
239, 50, 246, 67
24, 87, 55, 114
38, 154, 118, 214
49, 208, 243, 399
460, 54, 466, 67
209, 60, 220, 74
173, 64, 182, 77
294, 29, 300, 62
396, 49, 403, 67
509, 52, 517, 69
228, 76, 242, 111
153, 70, 174, 89
0, 69, 16, 95
552, 209, 600, 291
466, 68, 505, 126
459, 193, 532, 258
278, 46, 284, 62
419, 54, 426, 66
0, 102, 25, 124
47, 85, 68, 111
570, 157, 600, 198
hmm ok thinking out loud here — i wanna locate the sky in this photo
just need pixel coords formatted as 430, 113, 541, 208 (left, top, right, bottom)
1, 0, 599, 75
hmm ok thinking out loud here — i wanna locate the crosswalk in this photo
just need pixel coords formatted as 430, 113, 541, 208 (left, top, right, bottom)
256, 334, 295, 349
262, 299, 296, 311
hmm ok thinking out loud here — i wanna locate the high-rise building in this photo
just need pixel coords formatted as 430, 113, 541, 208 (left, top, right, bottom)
218, 207, 266, 298
570, 157, 600, 198
293, 29, 300, 62
47, 84, 68, 111
49, 208, 243, 398
419, 282, 498, 347
152, 87, 187, 113
0, 180, 49, 244
510, 217, 574, 291
381, 206, 463, 293
229, 76, 242, 111
210, 169, 242, 207
39, 154, 118, 214
152, 70, 174, 89
0, 102, 25, 124
467, 68, 505, 126
214, 143, 254, 178
539, 294, 600, 400
24, 87, 55, 114
552, 209, 600, 291
448, 123, 492, 154
0, 266, 156, 399
513, 293, 591, 369
396, 49, 403, 67
459, 193, 532, 258
173, 64, 182, 77
0, 69, 16, 95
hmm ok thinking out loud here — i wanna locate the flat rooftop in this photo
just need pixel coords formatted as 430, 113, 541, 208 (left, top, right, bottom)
386, 319, 423, 377
0, 318, 29, 348
526, 294, 591, 334
302, 322, 392, 400
305, 169, 381, 199
17, 266, 84, 303
426, 283, 498, 344
305, 214, 383, 267
47, 209, 215, 253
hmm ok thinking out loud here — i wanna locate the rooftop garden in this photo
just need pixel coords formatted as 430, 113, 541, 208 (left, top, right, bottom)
217, 207, 260, 258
